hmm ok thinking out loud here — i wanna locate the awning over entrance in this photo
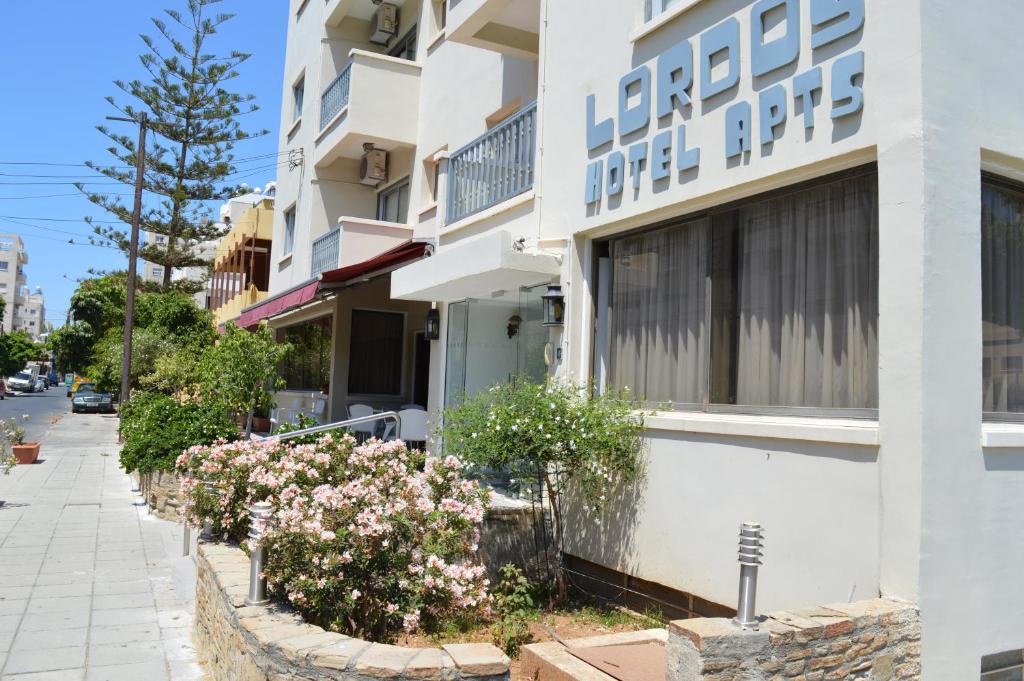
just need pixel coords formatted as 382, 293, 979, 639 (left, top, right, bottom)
237, 240, 431, 328
320, 240, 431, 286
390, 230, 560, 302
237, 279, 320, 329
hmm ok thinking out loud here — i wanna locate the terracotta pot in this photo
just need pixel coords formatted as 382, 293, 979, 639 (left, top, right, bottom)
252, 416, 272, 433
12, 442, 40, 465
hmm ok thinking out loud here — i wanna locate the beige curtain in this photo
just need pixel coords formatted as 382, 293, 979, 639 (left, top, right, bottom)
982, 180, 1024, 413
732, 173, 878, 409
609, 220, 709, 405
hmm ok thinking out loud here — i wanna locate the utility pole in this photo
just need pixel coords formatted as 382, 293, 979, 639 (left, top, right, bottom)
108, 112, 148, 409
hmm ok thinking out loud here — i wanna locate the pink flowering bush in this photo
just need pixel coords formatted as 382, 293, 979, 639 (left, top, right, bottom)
177, 435, 493, 642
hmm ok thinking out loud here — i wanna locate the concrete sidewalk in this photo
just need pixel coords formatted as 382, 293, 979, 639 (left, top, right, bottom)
0, 413, 204, 680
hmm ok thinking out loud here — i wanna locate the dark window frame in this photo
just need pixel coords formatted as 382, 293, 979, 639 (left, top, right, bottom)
348, 308, 405, 397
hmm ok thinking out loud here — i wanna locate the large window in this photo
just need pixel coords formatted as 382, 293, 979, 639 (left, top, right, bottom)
292, 75, 305, 123
982, 176, 1024, 417
280, 318, 332, 391
349, 310, 404, 395
602, 168, 879, 414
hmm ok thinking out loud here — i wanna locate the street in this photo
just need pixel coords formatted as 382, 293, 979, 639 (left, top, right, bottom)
0, 398, 203, 680
0, 388, 71, 443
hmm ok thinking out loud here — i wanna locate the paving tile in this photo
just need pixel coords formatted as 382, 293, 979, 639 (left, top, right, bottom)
0, 600, 27, 617
89, 607, 158, 627
1, 669, 84, 680
26, 596, 91, 614
3, 645, 86, 675
19, 609, 90, 631
88, 640, 165, 667
85, 661, 170, 681
10, 626, 88, 651
89, 623, 163, 645
91, 593, 153, 611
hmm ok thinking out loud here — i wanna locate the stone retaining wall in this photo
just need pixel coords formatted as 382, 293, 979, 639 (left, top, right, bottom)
134, 469, 182, 521
194, 541, 511, 681
667, 599, 921, 680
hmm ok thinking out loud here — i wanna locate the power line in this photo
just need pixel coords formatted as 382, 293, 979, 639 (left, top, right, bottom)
0, 215, 122, 224
0, 193, 136, 200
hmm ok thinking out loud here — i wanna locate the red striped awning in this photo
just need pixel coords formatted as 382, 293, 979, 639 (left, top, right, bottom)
237, 279, 320, 329
235, 241, 429, 328
319, 240, 430, 285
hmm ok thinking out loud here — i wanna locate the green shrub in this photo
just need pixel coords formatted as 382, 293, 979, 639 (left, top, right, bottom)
119, 392, 239, 474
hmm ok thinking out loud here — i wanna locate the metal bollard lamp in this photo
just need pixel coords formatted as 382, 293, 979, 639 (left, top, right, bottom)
734, 522, 764, 630
245, 501, 274, 606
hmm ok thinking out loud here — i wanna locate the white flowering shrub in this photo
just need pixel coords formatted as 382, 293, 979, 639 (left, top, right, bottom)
440, 380, 647, 600
178, 435, 492, 642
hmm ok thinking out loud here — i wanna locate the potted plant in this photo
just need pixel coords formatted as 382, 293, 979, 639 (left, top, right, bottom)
1, 415, 39, 465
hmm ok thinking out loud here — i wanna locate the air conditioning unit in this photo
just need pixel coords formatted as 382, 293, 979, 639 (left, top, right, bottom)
369, 3, 399, 45
360, 146, 388, 186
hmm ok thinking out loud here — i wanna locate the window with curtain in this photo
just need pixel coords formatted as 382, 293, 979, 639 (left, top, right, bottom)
283, 206, 296, 255
349, 310, 404, 395
280, 317, 332, 391
982, 176, 1024, 417
604, 168, 879, 413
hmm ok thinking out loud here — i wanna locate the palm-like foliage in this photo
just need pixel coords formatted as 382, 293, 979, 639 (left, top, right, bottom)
80, 0, 267, 285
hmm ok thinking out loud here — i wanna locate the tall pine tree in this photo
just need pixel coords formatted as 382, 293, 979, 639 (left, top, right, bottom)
79, 0, 267, 289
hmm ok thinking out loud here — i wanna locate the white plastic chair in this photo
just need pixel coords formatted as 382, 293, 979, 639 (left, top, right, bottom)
393, 408, 429, 448
347, 403, 375, 440
400, 403, 426, 411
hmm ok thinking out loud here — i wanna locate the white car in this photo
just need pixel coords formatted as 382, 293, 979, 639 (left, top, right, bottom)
7, 372, 34, 392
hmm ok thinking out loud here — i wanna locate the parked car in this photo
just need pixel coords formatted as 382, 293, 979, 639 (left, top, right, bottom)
34, 378, 46, 392
70, 384, 115, 414
47, 371, 59, 386
7, 372, 35, 392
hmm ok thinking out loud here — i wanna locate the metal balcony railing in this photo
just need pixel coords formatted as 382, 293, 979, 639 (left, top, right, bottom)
311, 228, 341, 278
320, 63, 353, 130
446, 100, 537, 224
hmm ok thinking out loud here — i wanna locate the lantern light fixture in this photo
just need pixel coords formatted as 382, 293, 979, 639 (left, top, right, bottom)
542, 285, 565, 327
424, 308, 441, 341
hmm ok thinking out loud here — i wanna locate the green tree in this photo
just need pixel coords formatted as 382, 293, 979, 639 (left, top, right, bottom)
200, 323, 290, 436
69, 272, 133, 339
80, 0, 266, 287
135, 290, 215, 348
0, 331, 43, 377
46, 322, 96, 375
441, 380, 648, 602
89, 328, 178, 394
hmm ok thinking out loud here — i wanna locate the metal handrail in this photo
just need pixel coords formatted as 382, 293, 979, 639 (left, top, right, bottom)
256, 411, 402, 443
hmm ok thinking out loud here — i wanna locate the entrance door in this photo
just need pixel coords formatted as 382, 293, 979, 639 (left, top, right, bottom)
412, 331, 430, 408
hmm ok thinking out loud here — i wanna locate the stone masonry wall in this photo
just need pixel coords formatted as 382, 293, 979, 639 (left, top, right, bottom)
138, 469, 182, 521
194, 540, 511, 681
667, 599, 921, 680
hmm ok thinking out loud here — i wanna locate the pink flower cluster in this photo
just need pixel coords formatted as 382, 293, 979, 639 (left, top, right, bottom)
177, 434, 491, 642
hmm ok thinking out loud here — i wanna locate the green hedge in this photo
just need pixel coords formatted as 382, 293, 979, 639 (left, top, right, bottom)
119, 392, 240, 474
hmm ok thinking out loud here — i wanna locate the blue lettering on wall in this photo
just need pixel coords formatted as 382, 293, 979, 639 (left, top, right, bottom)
584, 0, 865, 206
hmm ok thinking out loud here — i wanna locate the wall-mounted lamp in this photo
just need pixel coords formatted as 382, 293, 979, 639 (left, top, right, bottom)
424, 308, 441, 341
542, 285, 565, 327
507, 314, 522, 339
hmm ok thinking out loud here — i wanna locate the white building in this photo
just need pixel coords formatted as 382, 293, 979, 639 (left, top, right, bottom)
0, 235, 47, 340
253, 1, 1024, 676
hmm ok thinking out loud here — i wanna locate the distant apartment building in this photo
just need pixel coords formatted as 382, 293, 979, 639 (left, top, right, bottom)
0, 234, 47, 340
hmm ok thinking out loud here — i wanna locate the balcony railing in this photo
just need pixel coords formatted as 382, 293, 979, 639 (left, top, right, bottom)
320, 63, 353, 130
447, 101, 537, 224
311, 228, 341, 278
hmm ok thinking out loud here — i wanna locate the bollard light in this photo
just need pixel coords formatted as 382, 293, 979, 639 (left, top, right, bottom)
734, 522, 764, 630
245, 501, 274, 606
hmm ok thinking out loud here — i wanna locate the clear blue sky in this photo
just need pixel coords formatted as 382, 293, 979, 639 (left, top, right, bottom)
0, 0, 287, 328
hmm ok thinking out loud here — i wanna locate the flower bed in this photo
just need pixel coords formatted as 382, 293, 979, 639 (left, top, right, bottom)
179, 435, 496, 643
195, 540, 510, 681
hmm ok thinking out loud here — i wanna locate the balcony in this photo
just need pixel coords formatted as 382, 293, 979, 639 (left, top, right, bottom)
214, 286, 269, 328
311, 228, 341, 278
315, 50, 421, 168
324, 0, 412, 29
446, 100, 537, 225
311, 217, 415, 277
446, 0, 540, 60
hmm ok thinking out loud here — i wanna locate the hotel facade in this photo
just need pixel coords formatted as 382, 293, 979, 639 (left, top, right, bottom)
249, 1, 1024, 676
